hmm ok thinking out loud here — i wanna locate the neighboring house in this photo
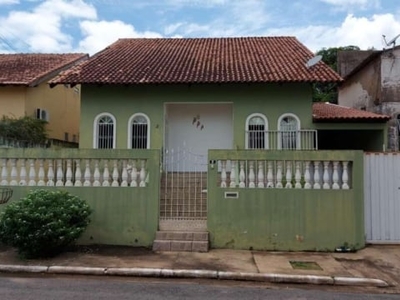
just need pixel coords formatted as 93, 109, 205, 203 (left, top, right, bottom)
6, 37, 384, 252
337, 47, 400, 150
0, 53, 88, 144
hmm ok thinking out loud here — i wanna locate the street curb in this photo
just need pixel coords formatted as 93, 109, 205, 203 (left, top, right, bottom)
0, 264, 389, 287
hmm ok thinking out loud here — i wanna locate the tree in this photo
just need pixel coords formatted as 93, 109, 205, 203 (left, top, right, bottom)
312, 45, 360, 103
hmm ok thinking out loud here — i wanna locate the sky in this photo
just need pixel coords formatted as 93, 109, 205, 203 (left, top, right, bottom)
0, 0, 400, 55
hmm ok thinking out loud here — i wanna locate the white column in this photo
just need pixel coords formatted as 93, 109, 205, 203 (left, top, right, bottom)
83, 160, 91, 187
102, 160, 110, 187
323, 161, 330, 189
248, 161, 255, 188
65, 160, 73, 187
121, 160, 128, 187
285, 161, 292, 189
276, 161, 283, 188
56, 160, 64, 186
37, 159, 45, 186
332, 161, 340, 190
19, 159, 27, 186
0, 159, 8, 186
313, 161, 321, 189
28, 159, 37, 186
304, 161, 311, 189
266, 161, 274, 188
220, 160, 227, 188
295, 161, 302, 189
257, 161, 265, 188
342, 161, 350, 190
130, 160, 138, 187
229, 160, 236, 188
239, 161, 246, 188
74, 160, 83, 187
10, 159, 18, 186
93, 160, 101, 187
47, 160, 55, 186
139, 160, 146, 187
112, 160, 119, 187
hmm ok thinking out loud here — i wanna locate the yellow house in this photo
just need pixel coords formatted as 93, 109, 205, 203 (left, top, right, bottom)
0, 53, 88, 143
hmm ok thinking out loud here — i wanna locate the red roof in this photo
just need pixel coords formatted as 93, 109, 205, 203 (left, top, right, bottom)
51, 37, 342, 85
312, 102, 390, 122
0, 53, 88, 86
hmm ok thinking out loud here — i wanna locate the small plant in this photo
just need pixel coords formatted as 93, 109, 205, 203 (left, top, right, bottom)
0, 189, 92, 258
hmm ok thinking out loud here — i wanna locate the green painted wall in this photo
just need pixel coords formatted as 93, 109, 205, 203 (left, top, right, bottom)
207, 150, 365, 251
80, 83, 387, 151
80, 83, 315, 149
0, 148, 161, 248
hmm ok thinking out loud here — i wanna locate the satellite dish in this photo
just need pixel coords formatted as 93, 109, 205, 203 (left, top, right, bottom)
306, 55, 322, 68
383, 33, 400, 48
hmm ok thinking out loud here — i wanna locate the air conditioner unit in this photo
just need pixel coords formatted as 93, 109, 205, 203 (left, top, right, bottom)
36, 108, 49, 121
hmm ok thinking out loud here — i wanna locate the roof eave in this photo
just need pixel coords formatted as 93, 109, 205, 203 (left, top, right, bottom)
313, 117, 390, 123
30, 54, 89, 87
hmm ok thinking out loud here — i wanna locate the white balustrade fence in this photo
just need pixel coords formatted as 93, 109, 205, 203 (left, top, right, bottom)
0, 158, 148, 187
217, 159, 352, 189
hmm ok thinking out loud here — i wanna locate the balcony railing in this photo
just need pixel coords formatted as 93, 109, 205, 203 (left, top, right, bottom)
246, 130, 317, 150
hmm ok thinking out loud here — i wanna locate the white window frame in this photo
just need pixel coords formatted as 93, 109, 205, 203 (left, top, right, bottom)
93, 113, 116, 149
277, 113, 301, 150
245, 113, 268, 149
127, 113, 150, 149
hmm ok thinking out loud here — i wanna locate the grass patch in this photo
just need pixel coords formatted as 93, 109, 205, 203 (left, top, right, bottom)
290, 261, 323, 271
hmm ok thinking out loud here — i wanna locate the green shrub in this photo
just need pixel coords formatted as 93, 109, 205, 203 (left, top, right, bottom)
0, 189, 92, 258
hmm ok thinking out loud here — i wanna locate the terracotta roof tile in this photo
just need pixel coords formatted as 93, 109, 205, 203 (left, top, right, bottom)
0, 53, 88, 86
312, 102, 390, 122
52, 37, 342, 85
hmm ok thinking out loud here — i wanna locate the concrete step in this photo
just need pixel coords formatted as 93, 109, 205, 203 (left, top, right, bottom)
153, 231, 209, 252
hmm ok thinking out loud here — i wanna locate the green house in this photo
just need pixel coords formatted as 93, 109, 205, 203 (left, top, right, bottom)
46, 37, 391, 251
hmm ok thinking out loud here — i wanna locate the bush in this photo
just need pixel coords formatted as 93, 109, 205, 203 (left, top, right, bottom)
0, 189, 92, 258
0, 116, 48, 144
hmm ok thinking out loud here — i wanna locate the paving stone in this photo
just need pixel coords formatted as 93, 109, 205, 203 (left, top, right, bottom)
152, 240, 171, 251
193, 232, 209, 241
171, 241, 192, 251
192, 241, 209, 252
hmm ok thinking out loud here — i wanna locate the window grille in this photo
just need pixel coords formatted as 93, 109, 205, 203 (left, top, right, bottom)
97, 116, 114, 149
248, 116, 266, 149
280, 116, 298, 150
131, 115, 148, 149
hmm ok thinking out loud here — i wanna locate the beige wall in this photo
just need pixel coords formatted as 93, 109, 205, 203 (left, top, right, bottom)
338, 58, 381, 112
25, 83, 80, 141
0, 86, 26, 118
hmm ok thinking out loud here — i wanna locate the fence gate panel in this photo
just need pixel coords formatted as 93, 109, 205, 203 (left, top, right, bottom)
364, 152, 400, 243
159, 147, 207, 231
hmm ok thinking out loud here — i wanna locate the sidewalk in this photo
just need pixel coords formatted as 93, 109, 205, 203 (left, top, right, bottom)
0, 244, 399, 291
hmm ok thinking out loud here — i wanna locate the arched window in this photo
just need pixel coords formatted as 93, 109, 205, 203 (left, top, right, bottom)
245, 114, 268, 149
93, 113, 116, 149
278, 114, 300, 150
128, 113, 150, 149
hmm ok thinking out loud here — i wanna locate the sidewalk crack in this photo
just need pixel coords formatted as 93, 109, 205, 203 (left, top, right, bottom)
251, 251, 260, 273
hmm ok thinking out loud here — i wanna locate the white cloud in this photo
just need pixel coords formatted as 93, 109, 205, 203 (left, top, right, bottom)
319, 0, 380, 10
36, 0, 97, 19
0, 0, 96, 52
0, 0, 18, 5
165, 0, 271, 37
265, 13, 400, 52
78, 20, 162, 54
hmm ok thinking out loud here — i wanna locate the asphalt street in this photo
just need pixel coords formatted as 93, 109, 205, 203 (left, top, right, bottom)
0, 275, 398, 300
